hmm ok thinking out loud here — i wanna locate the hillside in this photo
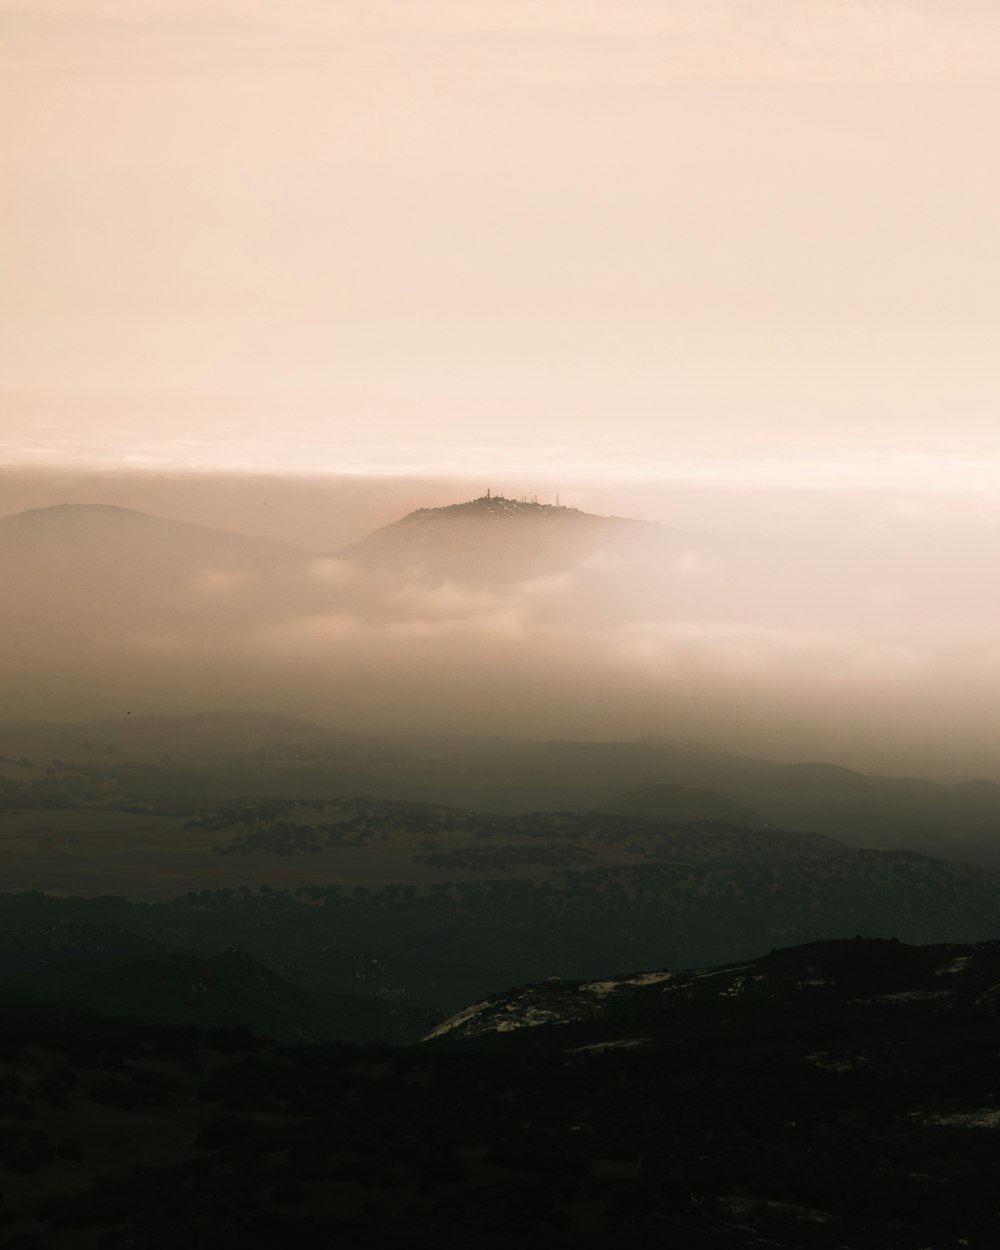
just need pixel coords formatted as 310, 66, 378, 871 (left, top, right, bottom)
0, 503, 307, 637
428, 933, 1000, 1043
599, 781, 769, 828
610, 762, 1000, 866
13, 712, 1000, 863
0, 923, 433, 1044
0, 502, 292, 570
6, 831, 1000, 1011
341, 493, 671, 578
4, 937, 1000, 1247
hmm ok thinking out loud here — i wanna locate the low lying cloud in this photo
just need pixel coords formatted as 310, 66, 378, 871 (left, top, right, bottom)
3, 480, 1000, 779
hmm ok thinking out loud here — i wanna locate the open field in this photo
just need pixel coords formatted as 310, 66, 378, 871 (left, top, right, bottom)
0, 805, 644, 900
0, 808, 462, 899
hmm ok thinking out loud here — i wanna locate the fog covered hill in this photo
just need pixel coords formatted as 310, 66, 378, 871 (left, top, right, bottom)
0, 503, 308, 632
57, 710, 348, 757
3, 495, 675, 592
0, 502, 293, 566
340, 492, 673, 579
0, 709, 333, 758
608, 762, 1000, 867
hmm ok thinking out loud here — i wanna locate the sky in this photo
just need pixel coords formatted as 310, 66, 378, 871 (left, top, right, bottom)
3, 1, 1000, 485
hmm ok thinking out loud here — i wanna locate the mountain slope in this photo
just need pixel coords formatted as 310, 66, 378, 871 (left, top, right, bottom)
84, 710, 347, 756
7, 832, 1000, 1002
0, 503, 307, 633
0, 925, 434, 1043
341, 493, 671, 578
0, 502, 291, 565
8, 937, 1000, 1249
599, 781, 770, 829
426, 934, 1000, 1043
648, 761, 1000, 866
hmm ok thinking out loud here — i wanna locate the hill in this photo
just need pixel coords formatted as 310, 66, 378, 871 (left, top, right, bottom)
341, 493, 672, 579
427, 933, 1000, 1043
0, 922, 433, 1044
611, 761, 1000, 866
82, 710, 346, 757
599, 781, 769, 828
5, 937, 1000, 1247
0, 502, 292, 570
0, 503, 307, 639
7, 827, 1000, 1007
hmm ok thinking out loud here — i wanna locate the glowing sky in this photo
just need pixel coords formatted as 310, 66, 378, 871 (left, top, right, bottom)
4, 2, 1000, 483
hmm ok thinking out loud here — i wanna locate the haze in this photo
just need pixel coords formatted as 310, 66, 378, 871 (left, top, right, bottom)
0, 466, 998, 783
4, 2, 1000, 478
3, 4, 999, 780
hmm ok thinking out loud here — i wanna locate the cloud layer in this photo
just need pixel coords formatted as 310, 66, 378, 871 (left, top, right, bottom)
2, 475, 1000, 779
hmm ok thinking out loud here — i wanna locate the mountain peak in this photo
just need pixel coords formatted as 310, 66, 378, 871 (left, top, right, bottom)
412, 494, 579, 519
343, 494, 664, 579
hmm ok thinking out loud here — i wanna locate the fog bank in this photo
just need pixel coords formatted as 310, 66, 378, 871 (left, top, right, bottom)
1, 470, 999, 780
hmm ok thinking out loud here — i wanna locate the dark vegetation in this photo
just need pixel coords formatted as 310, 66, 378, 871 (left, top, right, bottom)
5, 836, 1000, 1042
6, 717, 1000, 868
0, 922, 435, 1046
1, 938, 1000, 1247
415, 842, 596, 870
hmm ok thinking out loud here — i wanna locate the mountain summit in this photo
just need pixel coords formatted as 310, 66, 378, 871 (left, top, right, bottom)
342, 493, 667, 579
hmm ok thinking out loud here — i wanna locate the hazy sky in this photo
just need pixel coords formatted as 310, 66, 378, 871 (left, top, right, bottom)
4, 1, 1000, 484
5, 5, 1000, 779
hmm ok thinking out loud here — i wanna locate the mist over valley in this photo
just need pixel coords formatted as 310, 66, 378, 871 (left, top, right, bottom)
2, 476, 998, 778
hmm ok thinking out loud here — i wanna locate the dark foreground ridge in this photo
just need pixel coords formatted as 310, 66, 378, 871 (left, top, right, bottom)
427, 932, 1000, 1042
3, 936, 1000, 1248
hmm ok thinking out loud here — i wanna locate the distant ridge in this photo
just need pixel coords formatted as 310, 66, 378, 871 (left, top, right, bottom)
341, 493, 668, 578
85, 709, 348, 753
0, 708, 347, 757
600, 781, 771, 829
0, 502, 290, 553
0, 502, 306, 638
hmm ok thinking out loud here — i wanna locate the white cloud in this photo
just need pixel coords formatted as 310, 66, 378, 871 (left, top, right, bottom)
191, 566, 254, 595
